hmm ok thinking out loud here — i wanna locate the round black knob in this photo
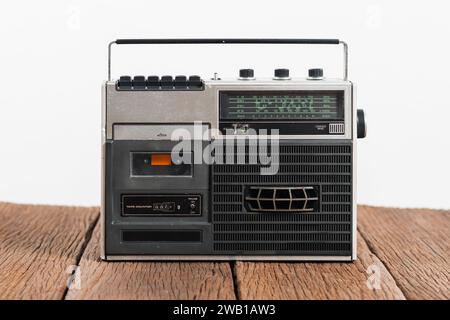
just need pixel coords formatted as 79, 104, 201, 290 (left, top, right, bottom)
308, 68, 324, 79
239, 69, 254, 79
357, 109, 367, 139
274, 68, 290, 78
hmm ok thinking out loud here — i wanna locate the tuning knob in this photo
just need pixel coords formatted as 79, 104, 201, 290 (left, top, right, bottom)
308, 68, 324, 80
357, 109, 367, 139
239, 69, 254, 79
274, 68, 290, 79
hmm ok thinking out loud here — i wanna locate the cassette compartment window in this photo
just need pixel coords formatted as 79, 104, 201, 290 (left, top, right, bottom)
131, 152, 192, 176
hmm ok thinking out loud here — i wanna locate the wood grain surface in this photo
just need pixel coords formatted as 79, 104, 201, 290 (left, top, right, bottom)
233, 232, 406, 299
0, 202, 448, 300
358, 206, 450, 300
65, 223, 236, 300
0, 202, 98, 299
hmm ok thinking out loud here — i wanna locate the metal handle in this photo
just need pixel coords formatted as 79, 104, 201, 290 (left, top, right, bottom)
108, 38, 348, 81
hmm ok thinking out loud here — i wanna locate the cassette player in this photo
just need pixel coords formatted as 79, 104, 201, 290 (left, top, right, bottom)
101, 38, 366, 261
122, 195, 201, 216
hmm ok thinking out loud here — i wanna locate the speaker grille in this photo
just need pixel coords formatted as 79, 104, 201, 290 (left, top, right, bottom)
211, 143, 353, 256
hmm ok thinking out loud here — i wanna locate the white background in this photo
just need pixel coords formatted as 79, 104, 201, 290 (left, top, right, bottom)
0, 0, 449, 209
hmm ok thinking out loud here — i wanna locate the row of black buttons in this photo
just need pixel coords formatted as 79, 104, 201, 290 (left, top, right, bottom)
117, 75, 203, 90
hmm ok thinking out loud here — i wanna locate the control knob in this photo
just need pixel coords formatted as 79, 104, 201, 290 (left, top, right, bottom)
274, 68, 290, 80
308, 68, 324, 80
239, 69, 255, 79
357, 109, 367, 139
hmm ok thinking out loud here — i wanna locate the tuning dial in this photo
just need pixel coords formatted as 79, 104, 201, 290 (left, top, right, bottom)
239, 69, 254, 79
274, 68, 290, 79
357, 109, 367, 139
308, 68, 324, 80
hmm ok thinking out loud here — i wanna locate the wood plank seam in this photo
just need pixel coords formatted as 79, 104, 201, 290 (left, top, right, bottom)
359, 231, 415, 299
62, 213, 100, 300
357, 229, 408, 299
0, 203, 99, 299
65, 221, 237, 299
231, 230, 407, 299
357, 206, 450, 299
230, 262, 241, 300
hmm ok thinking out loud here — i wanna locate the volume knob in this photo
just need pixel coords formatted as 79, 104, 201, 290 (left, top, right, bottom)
308, 68, 324, 80
357, 109, 367, 139
239, 69, 254, 79
274, 68, 290, 79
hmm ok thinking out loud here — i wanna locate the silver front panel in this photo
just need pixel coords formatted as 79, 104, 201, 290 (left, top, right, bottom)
105, 84, 216, 139
105, 78, 353, 140
113, 123, 210, 140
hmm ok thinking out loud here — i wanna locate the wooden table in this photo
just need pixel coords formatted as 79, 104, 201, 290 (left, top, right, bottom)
0, 202, 448, 300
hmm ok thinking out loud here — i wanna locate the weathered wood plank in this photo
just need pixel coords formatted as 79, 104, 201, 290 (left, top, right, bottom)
233, 231, 406, 299
2, 202, 447, 300
358, 205, 450, 300
65, 223, 236, 300
0, 202, 98, 299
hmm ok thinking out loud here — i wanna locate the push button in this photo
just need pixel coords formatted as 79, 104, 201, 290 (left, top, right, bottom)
174, 75, 188, 89
147, 76, 160, 89
132, 75, 146, 89
118, 76, 132, 89
160, 76, 174, 89
188, 75, 202, 88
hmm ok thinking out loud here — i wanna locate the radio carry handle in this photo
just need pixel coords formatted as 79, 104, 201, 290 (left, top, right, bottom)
107, 38, 348, 81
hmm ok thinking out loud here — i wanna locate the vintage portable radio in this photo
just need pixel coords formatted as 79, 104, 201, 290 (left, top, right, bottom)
101, 39, 366, 261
